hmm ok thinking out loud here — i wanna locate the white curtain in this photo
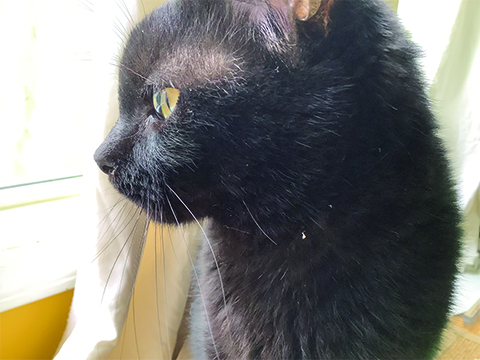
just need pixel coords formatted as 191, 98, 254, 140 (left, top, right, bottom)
398, 0, 480, 270
430, 0, 480, 271
55, 0, 480, 358
55, 1, 198, 359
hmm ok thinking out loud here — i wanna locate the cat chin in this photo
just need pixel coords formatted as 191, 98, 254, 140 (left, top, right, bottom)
109, 174, 207, 225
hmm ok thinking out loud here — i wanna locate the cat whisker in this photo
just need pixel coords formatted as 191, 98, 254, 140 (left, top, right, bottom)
95, 198, 128, 249
129, 204, 151, 360
166, 218, 180, 264
96, 196, 126, 216
153, 204, 170, 360
98, 184, 122, 196
139, 0, 146, 17
160, 209, 172, 358
96, 199, 130, 245
77, 0, 93, 13
113, 16, 130, 45
100, 207, 143, 304
93, 204, 139, 263
117, 0, 136, 32
310, 217, 326, 232
119, 310, 127, 360
153, 205, 160, 355
166, 185, 228, 311
94, 207, 144, 358
132, 287, 141, 360
165, 194, 220, 360
112, 22, 129, 45
112, 61, 151, 83
241, 199, 278, 245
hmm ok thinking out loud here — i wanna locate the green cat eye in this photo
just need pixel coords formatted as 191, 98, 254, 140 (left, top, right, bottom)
153, 87, 180, 119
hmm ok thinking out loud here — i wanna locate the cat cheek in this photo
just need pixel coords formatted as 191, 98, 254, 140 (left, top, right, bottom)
145, 114, 165, 133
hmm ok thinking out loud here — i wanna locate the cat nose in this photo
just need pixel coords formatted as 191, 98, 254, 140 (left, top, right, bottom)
94, 147, 118, 175
94, 120, 135, 175
97, 158, 117, 175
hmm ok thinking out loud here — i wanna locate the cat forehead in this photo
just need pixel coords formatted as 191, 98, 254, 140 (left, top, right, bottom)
146, 45, 240, 88
118, 0, 298, 92
120, 27, 241, 90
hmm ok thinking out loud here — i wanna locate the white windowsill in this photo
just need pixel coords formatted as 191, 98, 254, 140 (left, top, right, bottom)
0, 178, 93, 313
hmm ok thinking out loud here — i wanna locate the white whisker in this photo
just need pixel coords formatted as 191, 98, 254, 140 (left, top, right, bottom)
101, 208, 142, 303
96, 200, 131, 249
117, 0, 136, 31
154, 205, 169, 360
119, 315, 127, 360
131, 206, 151, 360
160, 210, 172, 358
166, 185, 228, 311
242, 199, 278, 245
165, 195, 220, 360
139, 0, 146, 17
132, 289, 140, 359
93, 204, 139, 262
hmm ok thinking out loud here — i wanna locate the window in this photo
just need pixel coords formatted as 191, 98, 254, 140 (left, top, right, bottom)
0, 0, 96, 312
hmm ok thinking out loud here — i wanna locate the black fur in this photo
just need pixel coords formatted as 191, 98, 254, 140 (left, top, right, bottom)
94, 0, 462, 358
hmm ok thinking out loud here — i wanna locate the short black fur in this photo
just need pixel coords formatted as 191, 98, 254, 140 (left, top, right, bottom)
94, 0, 462, 358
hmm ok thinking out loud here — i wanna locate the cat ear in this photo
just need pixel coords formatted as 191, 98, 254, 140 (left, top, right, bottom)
232, 0, 335, 33
231, 0, 295, 49
287, 0, 321, 20
233, 0, 322, 21
230, 0, 335, 57
277, 0, 335, 26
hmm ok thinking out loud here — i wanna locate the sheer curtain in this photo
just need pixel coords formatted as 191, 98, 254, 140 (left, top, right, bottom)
430, 0, 480, 271
55, 0, 480, 358
55, 1, 198, 359
398, 0, 480, 271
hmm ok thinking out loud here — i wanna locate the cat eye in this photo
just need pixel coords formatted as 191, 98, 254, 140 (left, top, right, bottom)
153, 87, 180, 119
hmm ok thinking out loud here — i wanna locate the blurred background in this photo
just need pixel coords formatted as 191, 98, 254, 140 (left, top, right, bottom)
0, 0, 479, 359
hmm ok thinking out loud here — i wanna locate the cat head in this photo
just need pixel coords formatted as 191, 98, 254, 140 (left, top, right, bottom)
94, 0, 350, 226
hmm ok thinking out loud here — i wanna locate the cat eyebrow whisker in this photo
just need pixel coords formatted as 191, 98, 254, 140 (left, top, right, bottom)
112, 61, 151, 83
112, 20, 129, 44
117, 0, 136, 32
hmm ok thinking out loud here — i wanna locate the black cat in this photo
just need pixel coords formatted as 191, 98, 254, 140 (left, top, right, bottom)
94, 0, 461, 358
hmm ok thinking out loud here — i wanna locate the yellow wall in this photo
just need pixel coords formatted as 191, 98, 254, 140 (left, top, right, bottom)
0, 290, 74, 360
386, 0, 399, 12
